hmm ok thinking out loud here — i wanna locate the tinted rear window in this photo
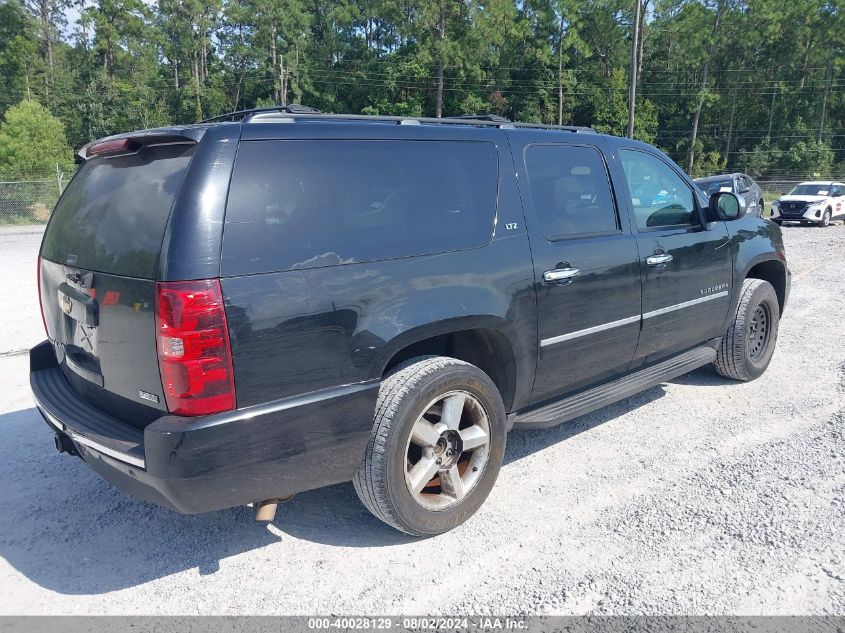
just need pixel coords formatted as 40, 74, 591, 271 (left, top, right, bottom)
41, 144, 195, 278
524, 144, 619, 238
221, 140, 498, 275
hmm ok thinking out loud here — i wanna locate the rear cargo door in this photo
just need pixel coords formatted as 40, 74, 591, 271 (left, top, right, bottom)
39, 143, 195, 426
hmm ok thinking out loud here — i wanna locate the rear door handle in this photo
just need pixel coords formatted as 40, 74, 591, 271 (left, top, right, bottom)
543, 268, 581, 282
645, 254, 673, 266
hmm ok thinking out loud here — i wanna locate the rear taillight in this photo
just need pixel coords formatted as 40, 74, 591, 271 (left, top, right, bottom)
37, 256, 48, 336
155, 279, 236, 416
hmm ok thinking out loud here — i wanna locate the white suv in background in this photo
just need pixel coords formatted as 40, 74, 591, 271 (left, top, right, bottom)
771, 181, 845, 227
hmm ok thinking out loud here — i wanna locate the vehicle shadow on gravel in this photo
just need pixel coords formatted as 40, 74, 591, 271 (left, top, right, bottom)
0, 407, 413, 595
503, 364, 738, 465
0, 373, 726, 594
668, 365, 742, 387
502, 384, 667, 466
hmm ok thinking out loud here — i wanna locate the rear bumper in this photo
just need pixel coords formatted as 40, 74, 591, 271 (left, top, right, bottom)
30, 341, 379, 513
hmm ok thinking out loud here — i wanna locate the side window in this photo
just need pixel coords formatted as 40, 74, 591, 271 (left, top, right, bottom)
524, 144, 618, 239
221, 140, 498, 275
832, 185, 842, 197
619, 149, 697, 230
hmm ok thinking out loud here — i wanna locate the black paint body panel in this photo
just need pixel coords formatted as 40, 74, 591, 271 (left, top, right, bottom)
38, 258, 165, 427
31, 341, 379, 513
222, 123, 537, 410
31, 118, 791, 515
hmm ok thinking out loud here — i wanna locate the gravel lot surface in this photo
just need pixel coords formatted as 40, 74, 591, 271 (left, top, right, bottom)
0, 224, 843, 615
0, 226, 45, 357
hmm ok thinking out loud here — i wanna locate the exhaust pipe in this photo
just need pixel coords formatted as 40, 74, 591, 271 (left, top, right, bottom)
254, 495, 294, 522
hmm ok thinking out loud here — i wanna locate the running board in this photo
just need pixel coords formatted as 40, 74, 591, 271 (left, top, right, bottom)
512, 345, 717, 429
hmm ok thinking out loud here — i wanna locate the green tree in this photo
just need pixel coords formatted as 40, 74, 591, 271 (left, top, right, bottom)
0, 99, 73, 176
0, 1, 43, 111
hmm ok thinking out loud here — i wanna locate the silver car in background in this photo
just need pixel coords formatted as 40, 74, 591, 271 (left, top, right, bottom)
695, 173, 765, 218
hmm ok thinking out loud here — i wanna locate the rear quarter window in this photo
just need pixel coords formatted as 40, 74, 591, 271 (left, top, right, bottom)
221, 139, 499, 275
41, 144, 195, 278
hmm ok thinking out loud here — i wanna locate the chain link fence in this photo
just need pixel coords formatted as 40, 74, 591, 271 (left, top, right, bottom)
0, 166, 72, 225
757, 181, 812, 196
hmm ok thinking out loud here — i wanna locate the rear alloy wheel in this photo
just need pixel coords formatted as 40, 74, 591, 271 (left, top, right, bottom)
821, 208, 832, 227
714, 278, 780, 381
353, 356, 506, 536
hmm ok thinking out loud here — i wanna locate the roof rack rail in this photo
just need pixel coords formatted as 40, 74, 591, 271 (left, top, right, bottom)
450, 114, 511, 123
242, 111, 595, 133
199, 104, 321, 124
201, 105, 594, 132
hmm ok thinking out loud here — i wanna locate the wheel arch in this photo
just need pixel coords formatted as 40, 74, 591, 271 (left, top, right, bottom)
744, 258, 787, 314
379, 321, 520, 413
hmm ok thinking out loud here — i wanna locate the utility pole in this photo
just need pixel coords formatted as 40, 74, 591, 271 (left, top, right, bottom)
819, 60, 832, 142
627, 0, 642, 138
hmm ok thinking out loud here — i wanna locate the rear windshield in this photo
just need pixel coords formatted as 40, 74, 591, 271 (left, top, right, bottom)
697, 180, 732, 195
41, 144, 195, 278
221, 139, 498, 275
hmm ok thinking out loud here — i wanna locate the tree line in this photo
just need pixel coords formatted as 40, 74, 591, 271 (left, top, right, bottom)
0, 0, 842, 179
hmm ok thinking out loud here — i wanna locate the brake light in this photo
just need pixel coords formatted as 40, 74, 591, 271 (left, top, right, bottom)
37, 256, 48, 336
88, 138, 131, 156
155, 279, 236, 416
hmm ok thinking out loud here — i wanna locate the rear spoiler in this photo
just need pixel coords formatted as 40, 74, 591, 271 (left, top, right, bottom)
76, 127, 207, 163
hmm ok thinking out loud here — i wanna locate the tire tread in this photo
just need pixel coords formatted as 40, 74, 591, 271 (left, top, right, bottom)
714, 278, 771, 381
352, 356, 481, 535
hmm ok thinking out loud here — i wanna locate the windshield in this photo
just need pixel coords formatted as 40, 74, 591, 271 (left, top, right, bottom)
788, 184, 831, 196
698, 180, 732, 195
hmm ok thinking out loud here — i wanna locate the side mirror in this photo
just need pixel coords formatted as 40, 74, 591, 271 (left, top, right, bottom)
709, 191, 747, 221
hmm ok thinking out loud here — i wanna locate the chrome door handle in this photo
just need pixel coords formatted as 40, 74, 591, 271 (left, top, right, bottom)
646, 254, 673, 266
543, 268, 581, 282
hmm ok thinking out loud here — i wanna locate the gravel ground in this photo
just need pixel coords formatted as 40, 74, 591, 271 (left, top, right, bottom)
0, 223, 843, 615
0, 226, 45, 357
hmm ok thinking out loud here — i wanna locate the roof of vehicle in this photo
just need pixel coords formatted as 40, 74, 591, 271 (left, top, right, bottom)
197, 104, 598, 134
78, 106, 686, 165
694, 173, 748, 183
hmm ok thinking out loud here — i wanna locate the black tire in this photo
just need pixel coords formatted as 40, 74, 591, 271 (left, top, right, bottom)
353, 356, 507, 536
714, 279, 780, 381
759, 199, 765, 216
772, 219, 782, 226
821, 208, 832, 227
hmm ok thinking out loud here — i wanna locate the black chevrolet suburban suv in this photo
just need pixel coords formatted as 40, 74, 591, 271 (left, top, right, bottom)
31, 107, 790, 536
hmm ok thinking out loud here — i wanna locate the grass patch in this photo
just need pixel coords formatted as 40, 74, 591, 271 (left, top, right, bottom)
0, 213, 47, 225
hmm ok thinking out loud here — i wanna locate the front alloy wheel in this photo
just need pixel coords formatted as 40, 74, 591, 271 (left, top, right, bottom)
821, 209, 832, 227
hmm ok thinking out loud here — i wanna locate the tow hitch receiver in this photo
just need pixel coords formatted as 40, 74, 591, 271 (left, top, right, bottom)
54, 432, 78, 456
